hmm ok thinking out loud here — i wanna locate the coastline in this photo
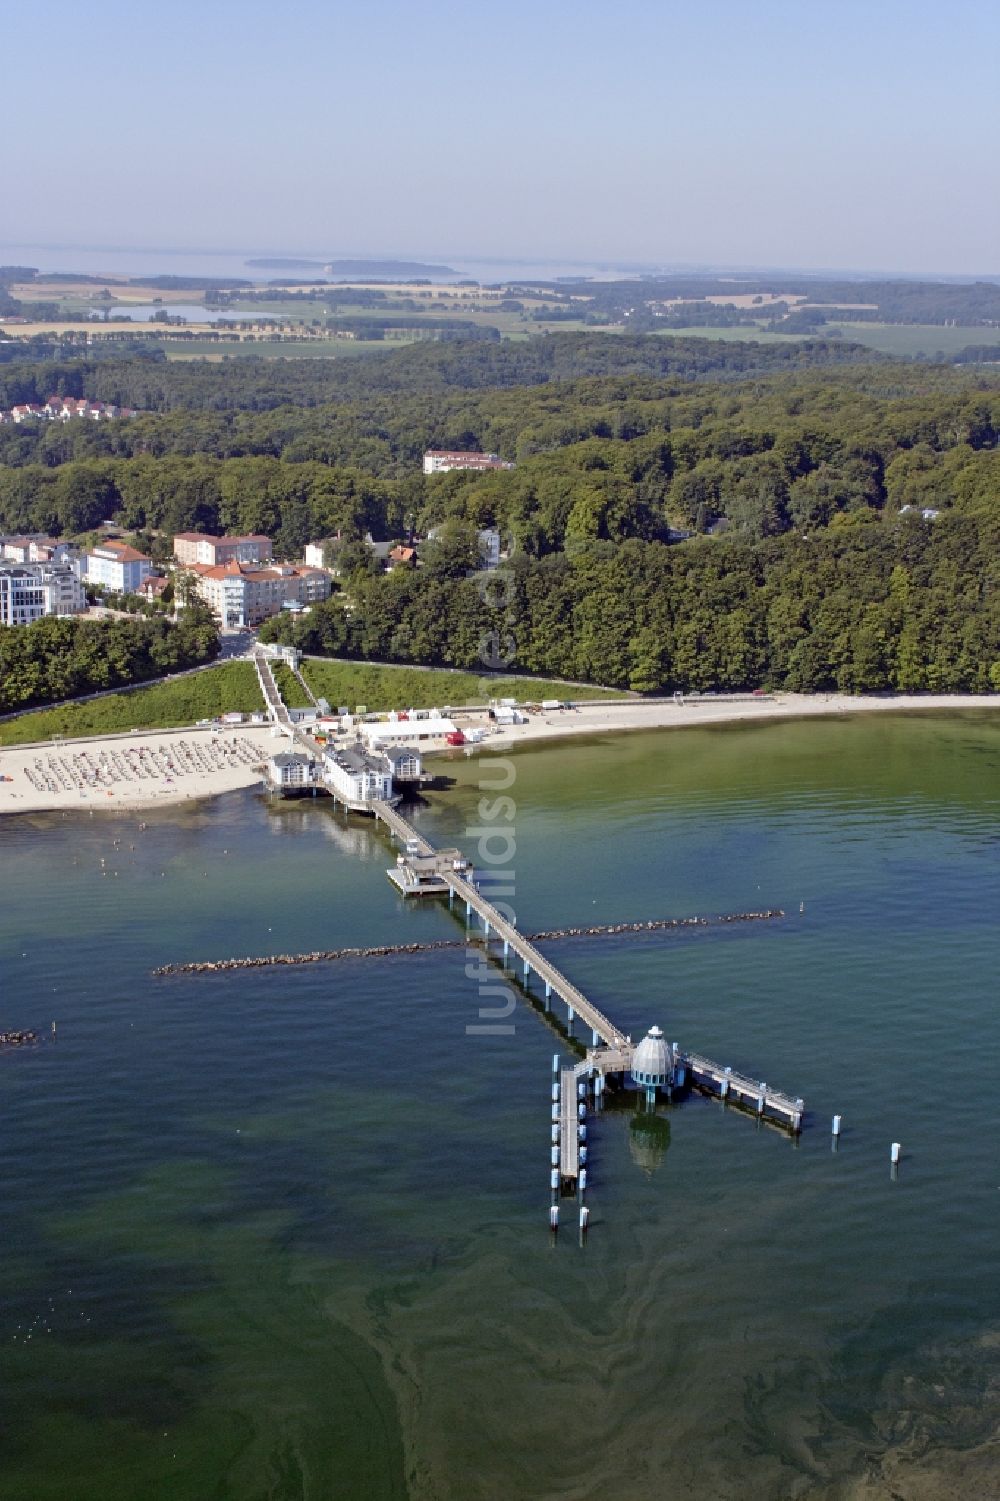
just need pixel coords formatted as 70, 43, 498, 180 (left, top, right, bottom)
0, 725, 276, 817
1, 693, 998, 817
467, 690, 1000, 754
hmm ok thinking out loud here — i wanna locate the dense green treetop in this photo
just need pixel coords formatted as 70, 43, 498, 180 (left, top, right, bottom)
2, 336, 998, 701
0, 332, 882, 413
1, 368, 997, 552
0, 605, 220, 715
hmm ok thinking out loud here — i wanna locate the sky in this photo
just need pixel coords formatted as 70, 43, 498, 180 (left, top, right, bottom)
2, 0, 998, 277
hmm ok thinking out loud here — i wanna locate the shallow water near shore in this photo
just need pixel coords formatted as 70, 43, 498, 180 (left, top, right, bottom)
1, 711, 999, 1500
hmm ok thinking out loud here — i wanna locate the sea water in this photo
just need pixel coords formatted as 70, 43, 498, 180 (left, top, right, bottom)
1, 712, 998, 1500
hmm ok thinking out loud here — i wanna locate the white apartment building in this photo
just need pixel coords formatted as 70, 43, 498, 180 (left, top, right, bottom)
303, 540, 334, 569
0, 562, 87, 625
85, 542, 154, 593
422, 450, 514, 474
191, 560, 332, 628
323, 744, 394, 805
1, 535, 78, 566
173, 532, 273, 567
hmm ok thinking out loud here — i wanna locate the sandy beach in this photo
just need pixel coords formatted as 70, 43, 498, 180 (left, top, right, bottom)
0, 726, 278, 816
480, 690, 1000, 750
1, 694, 997, 817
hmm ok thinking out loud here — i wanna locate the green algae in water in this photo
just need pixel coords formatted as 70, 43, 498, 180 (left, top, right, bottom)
1, 711, 1000, 1498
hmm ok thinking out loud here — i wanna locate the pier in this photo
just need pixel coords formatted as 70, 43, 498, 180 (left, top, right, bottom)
251, 654, 806, 1205
558, 1064, 584, 1184
373, 798, 629, 1050
367, 797, 806, 1192
683, 1051, 804, 1131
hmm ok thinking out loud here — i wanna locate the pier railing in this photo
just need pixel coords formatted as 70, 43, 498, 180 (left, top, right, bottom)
367, 798, 805, 1191
683, 1050, 804, 1131
371, 799, 629, 1050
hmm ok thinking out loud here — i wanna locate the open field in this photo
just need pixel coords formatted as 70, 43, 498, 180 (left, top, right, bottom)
651, 324, 798, 344
648, 320, 1000, 357
825, 321, 1000, 357
0, 320, 224, 338
7, 320, 995, 361
300, 659, 630, 711
163, 339, 402, 361
222, 297, 573, 337
7, 272, 999, 362
11, 281, 210, 320
196, 317, 1000, 355
0, 662, 264, 746
0, 328, 407, 360
8, 278, 574, 333
12, 279, 201, 304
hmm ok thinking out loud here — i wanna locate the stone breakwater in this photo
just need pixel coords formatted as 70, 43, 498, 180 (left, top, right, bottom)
152, 911, 784, 976
0, 1030, 39, 1049
527, 911, 783, 941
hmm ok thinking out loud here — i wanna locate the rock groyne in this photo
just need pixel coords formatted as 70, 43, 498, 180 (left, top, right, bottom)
153, 910, 785, 976
0, 1030, 39, 1049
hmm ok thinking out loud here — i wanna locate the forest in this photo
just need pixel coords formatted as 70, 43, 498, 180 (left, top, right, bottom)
0, 606, 220, 714
0, 332, 879, 410
258, 519, 999, 695
0, 332, 997, 699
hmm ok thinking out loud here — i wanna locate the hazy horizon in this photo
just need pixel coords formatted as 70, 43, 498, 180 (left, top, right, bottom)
3, 237, 1000, 285
4, 0, 998, 279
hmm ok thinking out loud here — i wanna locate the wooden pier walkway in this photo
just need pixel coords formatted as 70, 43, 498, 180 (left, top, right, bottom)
373, 796, 628, 1049
272, 767, 808, 1208
683, 1050, 804, 1131
253, 649, 327, 763
451, 869, 629, 1049
559, 1066, 583, 1182
370, 798, 806, 1147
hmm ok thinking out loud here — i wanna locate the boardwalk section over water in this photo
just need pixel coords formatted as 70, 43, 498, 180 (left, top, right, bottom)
246, 656, 806, 1207
449, 868, 629, 1050
376, 798, 630, 1051
369, 797, 805, 1159
559, 1066, 582, 1182
684, 1051, 804, 1131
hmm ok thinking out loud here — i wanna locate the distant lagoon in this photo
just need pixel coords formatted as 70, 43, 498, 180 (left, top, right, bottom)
85, 304, 242, 323
3, 241, 651, 286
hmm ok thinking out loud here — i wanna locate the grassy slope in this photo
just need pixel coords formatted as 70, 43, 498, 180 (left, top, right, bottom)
0, 662, 263, 746
271, 662, 312, 708
0, 659, 626, 746
300, 659, 629, 712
